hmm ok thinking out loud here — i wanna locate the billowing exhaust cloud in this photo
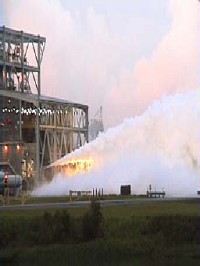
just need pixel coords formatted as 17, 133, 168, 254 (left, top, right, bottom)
33, 90, 200, 196
2, 1, 199, 196
2, 0, 200, 127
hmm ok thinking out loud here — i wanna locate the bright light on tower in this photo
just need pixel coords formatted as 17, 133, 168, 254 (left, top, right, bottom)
4, 145, 8, 152
16, 144, 21, 151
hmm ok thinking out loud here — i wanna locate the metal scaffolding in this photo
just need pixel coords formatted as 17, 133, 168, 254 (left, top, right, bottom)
0, 26, 88, 183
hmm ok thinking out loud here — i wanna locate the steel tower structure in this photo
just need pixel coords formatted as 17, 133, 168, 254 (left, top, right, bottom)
0, 26, 88, 183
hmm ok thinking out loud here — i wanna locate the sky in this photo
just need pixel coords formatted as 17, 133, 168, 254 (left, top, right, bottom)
0, 1, 2, 25
1, 0, 200, 128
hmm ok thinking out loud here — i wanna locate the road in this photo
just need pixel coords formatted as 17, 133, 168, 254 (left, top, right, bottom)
0, 197, 197, 211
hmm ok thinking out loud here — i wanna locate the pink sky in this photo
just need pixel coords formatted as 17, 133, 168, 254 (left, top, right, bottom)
2, 0, 200, 128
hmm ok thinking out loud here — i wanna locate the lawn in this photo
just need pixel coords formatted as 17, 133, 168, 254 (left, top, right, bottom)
1, 198, 199, 218
0, 198, 200, 265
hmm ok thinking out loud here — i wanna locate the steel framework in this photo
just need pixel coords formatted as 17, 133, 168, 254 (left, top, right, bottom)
0, 26, 88, 183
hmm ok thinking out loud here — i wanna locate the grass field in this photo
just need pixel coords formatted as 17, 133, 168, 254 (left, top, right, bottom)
0, 198, 200, 265
1, 198, 199, 218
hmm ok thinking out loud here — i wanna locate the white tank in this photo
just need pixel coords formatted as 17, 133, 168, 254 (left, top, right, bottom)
0, 171, 22, 188
0, 162, 23, 196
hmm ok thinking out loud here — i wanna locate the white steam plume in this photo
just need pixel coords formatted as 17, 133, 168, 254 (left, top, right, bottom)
33, 90, 200, 197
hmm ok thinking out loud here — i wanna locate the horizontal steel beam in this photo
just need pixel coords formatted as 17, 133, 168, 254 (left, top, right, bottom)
0, 62, 39, 72
0, 89, 37, 105
40, 124, 87, 132
0, 26, 46, 43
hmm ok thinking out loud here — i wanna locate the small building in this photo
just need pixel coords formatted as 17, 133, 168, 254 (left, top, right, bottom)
120, 185, 131, 195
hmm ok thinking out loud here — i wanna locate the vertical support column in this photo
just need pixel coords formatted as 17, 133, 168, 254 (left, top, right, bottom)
2, 26, 6, 91
19, 32, 23, 145
69, 107, 74, 152
36, 36, 41, 183
85, 107, 89, 143
53, 104, 57, 162
20, 31, 24, 92
35, 100, 40, 183
1, 26, 6, 155
19, 100, 22, 141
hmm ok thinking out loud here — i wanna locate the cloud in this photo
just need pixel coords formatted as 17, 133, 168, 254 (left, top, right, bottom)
2, 0, 199, 128
103, 0, 200, 126
2, 0, 121, 115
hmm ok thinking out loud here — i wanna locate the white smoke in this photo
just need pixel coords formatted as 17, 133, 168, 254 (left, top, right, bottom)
2, 0, 200, 128
33, 90, 200, 197
2, 1, 200, 196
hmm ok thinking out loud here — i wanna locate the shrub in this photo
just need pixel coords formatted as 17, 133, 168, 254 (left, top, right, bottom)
82, 200, 103, 241
148, 216, 200, 244
37, 210, 72, 245
53, 210, 71, 243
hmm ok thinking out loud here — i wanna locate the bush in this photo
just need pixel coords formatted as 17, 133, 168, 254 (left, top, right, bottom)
0, 210, 73, 248
148, 216, 200, 244
82, 200, 103, 241
37, 210, 72, 245
1, 208, 199, 252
